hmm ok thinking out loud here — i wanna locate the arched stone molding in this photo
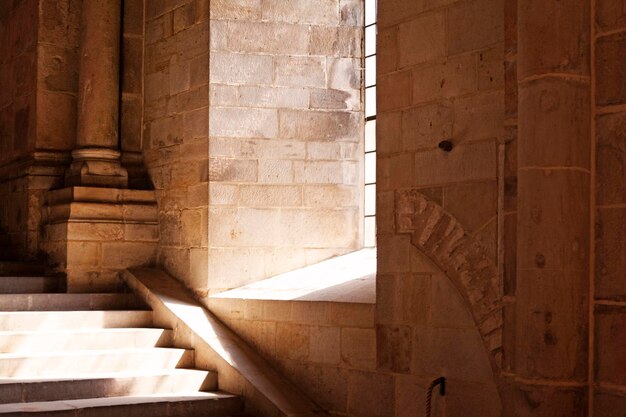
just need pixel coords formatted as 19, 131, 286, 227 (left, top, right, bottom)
395, 188, 504, 375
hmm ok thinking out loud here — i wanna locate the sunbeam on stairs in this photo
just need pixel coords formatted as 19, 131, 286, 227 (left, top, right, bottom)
0, 262, 243, 416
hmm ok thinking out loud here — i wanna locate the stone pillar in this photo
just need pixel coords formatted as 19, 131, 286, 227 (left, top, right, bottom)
65, 0, 128, 188
515, 1, 591, 415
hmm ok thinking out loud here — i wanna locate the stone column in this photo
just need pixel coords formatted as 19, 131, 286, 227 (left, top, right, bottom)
515, 1, 591, 415
66, 0, 128, 188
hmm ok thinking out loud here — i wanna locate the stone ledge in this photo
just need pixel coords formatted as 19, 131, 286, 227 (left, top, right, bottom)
122, 268, 330, 417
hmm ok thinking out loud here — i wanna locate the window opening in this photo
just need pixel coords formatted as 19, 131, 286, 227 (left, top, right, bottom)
364, 0, 377, 247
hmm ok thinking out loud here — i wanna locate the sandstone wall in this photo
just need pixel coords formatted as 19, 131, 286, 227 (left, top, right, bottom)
143, 0, 210, 292
209, 248, 498, 417
206, 0, 364, 292
376, 0, 505, 415
593, 0, 626, 412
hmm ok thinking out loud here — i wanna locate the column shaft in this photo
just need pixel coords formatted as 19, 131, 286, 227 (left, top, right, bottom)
515, 0, 591, 415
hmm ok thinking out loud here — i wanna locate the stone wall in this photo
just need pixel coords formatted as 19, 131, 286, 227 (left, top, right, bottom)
208, 248, 498, 417
593, 0, 626, 412
376, 0, 505, 415
0, 0, 79, 259
143, 0, 210, 292
206, 0, 364, 292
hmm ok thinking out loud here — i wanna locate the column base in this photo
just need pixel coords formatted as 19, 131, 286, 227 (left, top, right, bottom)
65, 148, 129, 188
41, 186, 158, 292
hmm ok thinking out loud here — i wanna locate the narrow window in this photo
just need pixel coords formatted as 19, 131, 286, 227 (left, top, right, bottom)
364, 0, 377, 247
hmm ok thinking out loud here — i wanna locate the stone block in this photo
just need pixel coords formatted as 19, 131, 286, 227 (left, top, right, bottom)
517, 169, 590, 273
238, 86, 309, 109
514, 385, 587, 417
279, 110, 360, 142
210, 84, 238, 107
595, 208, 626, 300
341, 327, 376, 369
177, 85, 209, 113
208, 183, 238, 205
596, 32, 626, 106
124, 224, 160, 242
66, 241, 100, 268
309, 326, 341, 364
505, 58, 518, 118
210, 107, 277, 139
595, 305, 626, 385
310, 88, 359, 111
412, 54, 478, 104
347, 370, 394, 417
378, 26, 398, 76
122, 37, 143, 95
145, 71, 170, 103
169, 61, 190, 95
378, 70, 411, 112
146, 13, 172, 45
303, 185, 356, 208
261, 0, 339, 25
412, 325, 494, 383
478, 45, 505, 91
173, 2, 196, 33
377, 153, 414, 191
310, 26, 361, 57
209, 158, 257, 183
377, 111, 403, 155
183, 108, 208, 140
101, 242, 157, 269
274, 56, 326, 88
119, 100, 142, 154
596, 112, 626, 205
210, 52, 273, 84
66, 223, 124, 241
595, 392, 626, 417
445, 381, 501, 417
596, 0, 626, 33
443, 181, 497, 232
227, 21, 309, 55
518, 0, 589, 78
397, 11, 445, 69
175, 21, 209, 60
275, 323, 309, 361
181, 209, 204, 247
239, 185, 302, 207
329, 303, 375, 328
378, 0, 425, 27
293, 160, 341, 184
123, 0, 143, 35
258, 159, 293, 184
401, 100, 453, 151
453, 90, 504, 143
447, 0, 503, 54
413, 140, 497, 186
36, 91, 76, 151
149, 115, 183, 148
39, 0, 81, 46
190, 53, 209, 88
519, 78, 590, 168
210, 0, 262, 21
38, 44, 78, 93
327, 57, 360, 90
209, 20, 227, 51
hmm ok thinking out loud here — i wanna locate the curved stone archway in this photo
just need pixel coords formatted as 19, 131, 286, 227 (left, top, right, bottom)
395, 188, 504, 376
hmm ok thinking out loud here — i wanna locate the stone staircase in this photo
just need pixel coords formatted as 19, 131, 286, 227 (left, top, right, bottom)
0, 262, 243, 416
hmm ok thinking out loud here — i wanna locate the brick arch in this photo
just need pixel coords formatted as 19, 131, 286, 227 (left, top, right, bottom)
395, 189, 503, 375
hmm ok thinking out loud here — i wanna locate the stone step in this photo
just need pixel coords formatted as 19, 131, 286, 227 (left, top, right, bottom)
0, 262, 46, 277
0, 369, 216, 404
0, 310, 153, 331
0, 348, 195, 377
0, 391, 242, 416
0, 276, 64, 294
0, 293, 147, 311
0, 328, 173, 353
